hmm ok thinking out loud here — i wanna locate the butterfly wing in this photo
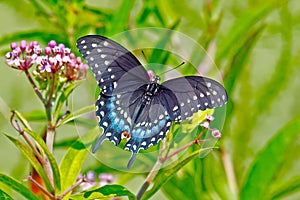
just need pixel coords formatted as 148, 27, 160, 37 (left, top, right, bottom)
77, 35, 150, 95
124, 94, 172, 168
160, 76, 228, 121
76, 35, 150, 154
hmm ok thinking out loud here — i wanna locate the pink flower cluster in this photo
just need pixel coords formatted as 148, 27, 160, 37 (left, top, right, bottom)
5, 40, 88, 81
200, 114, 222, 139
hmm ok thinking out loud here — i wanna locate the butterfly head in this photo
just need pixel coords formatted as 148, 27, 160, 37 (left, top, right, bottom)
151, 75, 160, 84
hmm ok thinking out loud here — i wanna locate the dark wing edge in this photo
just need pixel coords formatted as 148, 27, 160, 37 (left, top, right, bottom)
161, 76, 228, 121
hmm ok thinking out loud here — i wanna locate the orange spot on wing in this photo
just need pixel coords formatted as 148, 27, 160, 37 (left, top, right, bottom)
122, 130, 131, 138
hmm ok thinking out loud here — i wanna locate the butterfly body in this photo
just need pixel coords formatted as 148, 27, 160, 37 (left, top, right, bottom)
77, 35, 228, 168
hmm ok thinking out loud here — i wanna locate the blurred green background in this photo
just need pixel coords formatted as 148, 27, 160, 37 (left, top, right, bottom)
1, 0, 300, 199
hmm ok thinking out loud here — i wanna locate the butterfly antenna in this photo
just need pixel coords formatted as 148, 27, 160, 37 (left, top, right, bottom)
157, 62, 185, 76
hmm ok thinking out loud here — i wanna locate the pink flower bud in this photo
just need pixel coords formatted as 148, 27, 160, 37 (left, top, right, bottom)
58, 43, 65, 50
76, 56, 82, 63
44, 47, 51, 55
86, 171, 96, 183
206, 115, 214, 122
10, 42, 17, 50
20, 40, 27, 51
48, 40, 56, 48
69, 53, 75, 59
211, 129, 221, 139
200, 121, 210, 129
78, 63, 88, 70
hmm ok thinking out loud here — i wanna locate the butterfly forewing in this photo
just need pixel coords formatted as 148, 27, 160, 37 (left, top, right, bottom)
77, 35, 149, 96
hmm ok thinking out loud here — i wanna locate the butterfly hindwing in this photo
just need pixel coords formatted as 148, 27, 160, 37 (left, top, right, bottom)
161, 76, 228, 121
124, 95, 172, 168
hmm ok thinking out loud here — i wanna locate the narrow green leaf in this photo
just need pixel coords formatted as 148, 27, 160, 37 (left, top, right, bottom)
147, 20, 180, 66
0, 173, 39, 200
59, 127, 98, 194
240, 118, 300, 199
53, 80, 84, 123
224, 25, 265, 96
22, 110, 47, 122
0, 189, 13, 200
254, 4, 292, 115
56, 104, 95, 127
70, 185, 136, 200
13, 110, 33, 131
269, 176, 300, 199
23, 128, 61, 191
1, 132, 53, 193
216, 3, 280, 63
108, 0, 136, 36
54, 137, 78, 148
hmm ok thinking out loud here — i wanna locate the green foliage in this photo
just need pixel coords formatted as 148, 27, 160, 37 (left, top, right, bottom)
240, 118, 300, 199
1, 0, 300, 200
59, 127, 97, 195
70, 185, 136, 200
0, 173, 39, 200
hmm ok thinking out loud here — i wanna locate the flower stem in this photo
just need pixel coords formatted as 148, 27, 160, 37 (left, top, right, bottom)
163, 128, 206, 162
221, 148, 238, 196
137, 128, 206, 199
44, 72, 57, 187
46, 72, 56, 109
136, 159, 163, 200
27, 175, 55, 199
57, 177, 86, 200
24, 69, 45, 103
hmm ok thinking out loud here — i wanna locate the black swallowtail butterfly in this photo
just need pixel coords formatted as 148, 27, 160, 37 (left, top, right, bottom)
77, 35, 228, 168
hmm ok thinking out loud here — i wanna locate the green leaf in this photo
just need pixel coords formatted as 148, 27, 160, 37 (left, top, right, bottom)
269, 176, 300, 199
56, 104, 95, 127
23, 128, 61, 191
147, 20, 180, 67
53, 80, 84, 124
107, 0, 136, 36
0, 189, 13, 200
0, 173, 39, 200
254, 5, 293, 115
70, 185, 136, 200
54, 137, 78, 148
240, 118, 300, 199
142, 147, 215, 200
1, 132, 53, 193
216, 3, 279, 63
224, 24, 265, 96
13, 110, 33, 131
59, 127, 98, 195
21, 110, 47, 122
